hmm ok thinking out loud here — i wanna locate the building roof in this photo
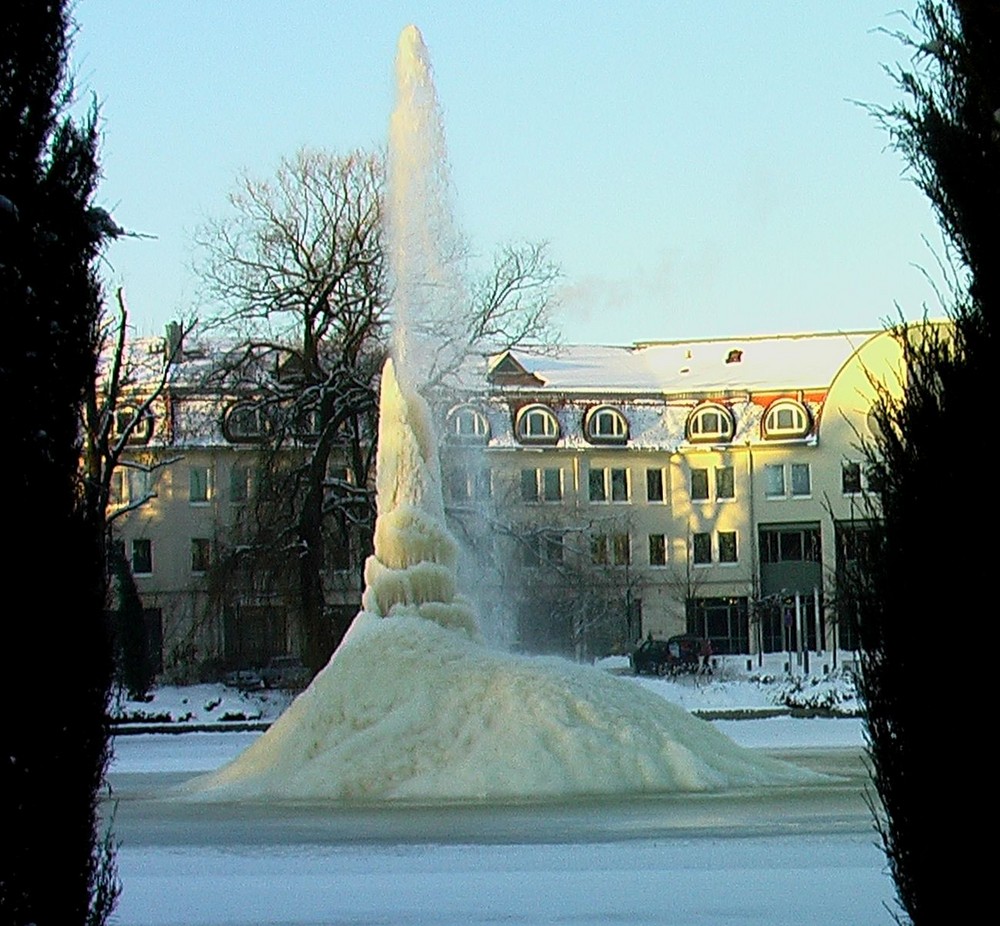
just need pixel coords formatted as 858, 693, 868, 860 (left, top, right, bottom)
489, 330, 879, 395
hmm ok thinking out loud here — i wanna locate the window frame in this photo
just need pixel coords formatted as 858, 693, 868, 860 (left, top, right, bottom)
763, 463, 785, 498
762, 399, 812, 440
763, 462, 811, 499
230, 464, 251, 504
646, 467, 666, 503
687, 403, 735, 444
191, 537, 212, 575
189, 465, 213, 505
131, 538, 153, 576
521, 467, 563, 503
446, 404, 490, 442
790, 463, 812, 497
127, 467, 152, 505
648, 533, 667, 566
223, 402, 271, 444
842, 461, 863, 495
112, 404, 154, 445
716, 465, 735, 500
591, 533, 631, 566
692, 532, 712, 565
583, 405, 629, 445
589, 465, 630, 503
718, 530, 738, 564
690, 468, 710, 501
515, 404, 560, 444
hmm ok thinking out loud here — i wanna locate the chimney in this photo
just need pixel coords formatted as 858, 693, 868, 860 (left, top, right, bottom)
165, 321, 183, 363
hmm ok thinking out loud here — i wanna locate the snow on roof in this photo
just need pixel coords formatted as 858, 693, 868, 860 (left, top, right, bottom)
494, 330, 878, 394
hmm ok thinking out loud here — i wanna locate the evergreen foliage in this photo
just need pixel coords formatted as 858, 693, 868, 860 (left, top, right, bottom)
1, 2, 118, 922
108, 542, 154, 700
849, 3, 999, 922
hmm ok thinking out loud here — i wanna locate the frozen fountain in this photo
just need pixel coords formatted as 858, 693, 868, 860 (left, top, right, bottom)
185, 26, 815, 802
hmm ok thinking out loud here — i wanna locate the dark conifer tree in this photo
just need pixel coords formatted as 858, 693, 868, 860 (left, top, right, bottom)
1, 2, 118, 923
849, 3, 999, 922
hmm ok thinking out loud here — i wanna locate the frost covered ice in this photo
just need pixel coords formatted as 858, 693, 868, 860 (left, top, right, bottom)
185, 361, 816, 802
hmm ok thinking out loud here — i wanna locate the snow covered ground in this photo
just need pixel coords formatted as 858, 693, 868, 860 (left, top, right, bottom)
107, 666, 885, 926
110, 657, 862, 730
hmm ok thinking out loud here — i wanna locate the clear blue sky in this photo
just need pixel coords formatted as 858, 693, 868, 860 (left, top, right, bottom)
72, 1, 943, 345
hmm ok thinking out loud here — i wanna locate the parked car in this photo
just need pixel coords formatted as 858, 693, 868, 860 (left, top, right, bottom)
630, 634, 706, 676
630, 638, 673, 676
223, 668, 265, 691
260, 655, 312, 690
663, 633, 704, 675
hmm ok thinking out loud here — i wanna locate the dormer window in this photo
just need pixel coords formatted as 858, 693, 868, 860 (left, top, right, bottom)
515, 404, 560, 444
762, 399, 812, 440
446, 405, 490, 442
112, 404, 154, 445
584, 405, 629, 444
223, 403, 270, 443
687, 403, 734, 443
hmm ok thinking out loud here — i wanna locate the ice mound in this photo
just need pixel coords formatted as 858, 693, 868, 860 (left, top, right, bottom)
184, 614, 816, 801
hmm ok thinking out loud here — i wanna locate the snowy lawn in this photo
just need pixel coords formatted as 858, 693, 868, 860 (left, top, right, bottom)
111, 659, 861, 729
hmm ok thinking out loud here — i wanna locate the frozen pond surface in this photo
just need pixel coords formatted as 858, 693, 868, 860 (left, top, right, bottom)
107, 722, 895, 926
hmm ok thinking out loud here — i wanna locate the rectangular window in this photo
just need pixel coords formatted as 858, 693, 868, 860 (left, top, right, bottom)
759, 526, 821, 563
716, 466, 735, 500
692, 532, 711, 565
590, 535, 609, 566
542, 532, 564, 565
524, 534, 562, 568
230, 465, 250, 503
764, 464, 785, 497
648, 534, 667, 566
590, 466, 629, 502
521, 469, 539, 503
128, 468, 151, 505
842, 461, 862, 495
190, 465, 212, 504
447, 467, 473, 504
718, 531, 738, 563
191, 538, 212, 574
781, 530, 803, 560
590, 534, 630, 566
646, 468, 665, 503
589, 467, 607, 502
612, 534, 631, 566
110, 468, 125, 506
131, 539, 152, 576
791, 463, 811, 497
691, 468, 709, 501
542, 467, 562, 502
475, 468, 493, 500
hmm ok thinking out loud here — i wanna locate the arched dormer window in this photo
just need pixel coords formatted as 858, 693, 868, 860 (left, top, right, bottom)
223, 403, 271, 444
515, 404, 560, 444
446, 404, 490, 442
687, 403, 734, 443
584, 405, 629, 445
762, 399, 812, 440
112, 404, 154, 445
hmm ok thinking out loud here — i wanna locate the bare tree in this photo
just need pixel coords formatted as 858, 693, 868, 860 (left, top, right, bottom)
444, 468, 640, 660
82, 289, 190, 696
194, 148, 560, 670
83, 289, 189, 531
